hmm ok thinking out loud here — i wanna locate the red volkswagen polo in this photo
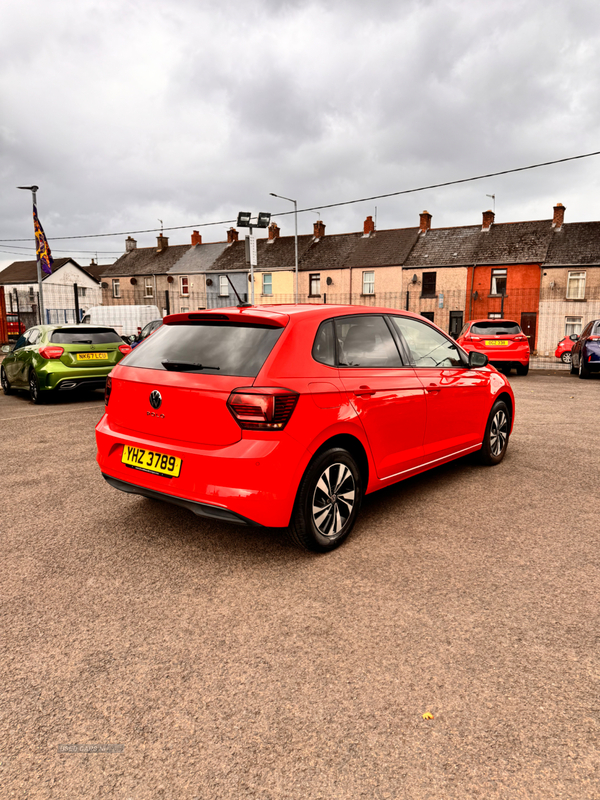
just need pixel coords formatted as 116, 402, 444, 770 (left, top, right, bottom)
456, 319, 530, 375
96, 305, 515, 552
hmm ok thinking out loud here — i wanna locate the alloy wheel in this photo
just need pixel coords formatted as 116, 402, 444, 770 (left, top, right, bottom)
1, 368, 8, 392
311, 462, 356, 538
562, 352, 572, 364
489, 409, 508, 457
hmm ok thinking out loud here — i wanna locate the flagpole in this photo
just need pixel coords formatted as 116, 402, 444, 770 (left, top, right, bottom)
17, 185, 45, 324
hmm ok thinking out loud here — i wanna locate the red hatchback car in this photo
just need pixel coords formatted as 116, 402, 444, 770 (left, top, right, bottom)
456, 319, 530, 375
96, 305, 515, 552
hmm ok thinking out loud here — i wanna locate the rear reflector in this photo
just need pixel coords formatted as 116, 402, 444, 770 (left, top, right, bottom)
39, 345, 64, 359
227, 387, 299, 430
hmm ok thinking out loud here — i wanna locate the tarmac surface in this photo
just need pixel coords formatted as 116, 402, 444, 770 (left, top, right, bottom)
0, 371, 598, 799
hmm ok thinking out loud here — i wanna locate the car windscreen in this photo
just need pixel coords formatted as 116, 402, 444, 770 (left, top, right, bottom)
471, 321, 521, 335
121, 322, 284, 376
50, 329, 123, 344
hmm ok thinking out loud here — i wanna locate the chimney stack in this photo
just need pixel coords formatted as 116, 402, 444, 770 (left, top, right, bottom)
125, 236, 137, 252
313, 220, 326, 239
419, 211, 432, 234
227, 227, 239, 243
156, 234, 169, 253
363, 215, 375, 235
482, 210, 495, 231
191, 230, 202, 246
552, 203, 566, 230
268, 221, 280, 240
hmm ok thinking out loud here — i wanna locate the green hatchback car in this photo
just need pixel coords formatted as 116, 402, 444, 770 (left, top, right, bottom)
1, 324, 132, 404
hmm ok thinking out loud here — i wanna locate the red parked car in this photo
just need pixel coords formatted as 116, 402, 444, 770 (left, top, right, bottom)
96, 305, 515, 552
6, 314, 26, 340
456, 319, 530, 375
554, 334, 578, 364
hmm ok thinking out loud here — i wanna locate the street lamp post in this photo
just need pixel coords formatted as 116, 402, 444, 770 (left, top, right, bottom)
270, 193, 298, 303
236, 211, 271, 305
17, 185, 44, 323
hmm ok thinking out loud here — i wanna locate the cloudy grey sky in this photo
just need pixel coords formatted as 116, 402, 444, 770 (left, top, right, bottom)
2, 0, 600, 271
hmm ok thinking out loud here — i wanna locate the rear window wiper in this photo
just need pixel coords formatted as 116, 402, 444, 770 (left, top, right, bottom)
161, 360, 220, 372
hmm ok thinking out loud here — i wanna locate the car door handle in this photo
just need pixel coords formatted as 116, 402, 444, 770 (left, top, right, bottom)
354, 386, 376, 397
425, 383, 442, 394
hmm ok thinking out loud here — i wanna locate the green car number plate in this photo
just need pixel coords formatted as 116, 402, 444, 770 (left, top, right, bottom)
77, 352, 109, 360
121, 445, 182, 478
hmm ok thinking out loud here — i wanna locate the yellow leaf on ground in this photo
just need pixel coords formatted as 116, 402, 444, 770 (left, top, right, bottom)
422, 712, 434, 720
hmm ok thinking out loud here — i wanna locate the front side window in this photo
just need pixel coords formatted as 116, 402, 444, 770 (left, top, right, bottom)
219, 276, 229, 297
491, 269, 507, 295
422, 272, 436, 297
309, 274, 321, 297
112, 279, 120, 298
565, 316, 582, 336
12, 332, 29, 351
262, 273, 273, 296
180, 276, 189, 296
336, 315, 402, 368
567, 271, 586, 299
145, 278, 154, 298
362, 271, 374, 295
390, 316, 463, 368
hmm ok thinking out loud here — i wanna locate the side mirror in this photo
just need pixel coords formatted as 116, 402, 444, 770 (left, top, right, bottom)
468, 351, 489, 368
128, 335, 137, 344
1, 344, 11, 353
570, 334, 579, 341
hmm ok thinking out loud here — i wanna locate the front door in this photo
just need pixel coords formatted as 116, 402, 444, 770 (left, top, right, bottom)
449, 311, 463, 338
521, 313, 537, 351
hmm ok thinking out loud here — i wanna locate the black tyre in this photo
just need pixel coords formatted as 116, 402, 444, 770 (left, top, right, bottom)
570, 356, 578, 375
516, 362, 529, 376
289, 447, 362, 552
479, 400, 510, 466
29, 370, 45, 404
561, 352, 572, 364
578, 352, 590, 379
1, 366, 12, 395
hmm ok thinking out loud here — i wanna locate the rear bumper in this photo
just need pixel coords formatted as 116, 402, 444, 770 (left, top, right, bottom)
461, 344, 529, 365
95, 413, 309, 528
40, 364, 114, 391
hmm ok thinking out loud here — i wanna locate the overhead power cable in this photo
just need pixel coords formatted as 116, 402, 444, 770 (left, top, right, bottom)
2, 149, 599, 243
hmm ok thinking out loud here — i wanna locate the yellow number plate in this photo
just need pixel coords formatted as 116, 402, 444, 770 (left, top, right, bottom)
76, 352, 109, 360
484, 340, 509, 346
121, 445, 182, 477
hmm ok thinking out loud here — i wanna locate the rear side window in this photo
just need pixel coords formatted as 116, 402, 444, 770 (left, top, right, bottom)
471, 321, 521, 335
51, 329, 123, 344
312, 320, 336, 366
122, 322, 284, 376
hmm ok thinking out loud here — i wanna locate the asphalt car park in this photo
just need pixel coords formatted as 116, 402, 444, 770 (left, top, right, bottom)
0, 371, 598, 798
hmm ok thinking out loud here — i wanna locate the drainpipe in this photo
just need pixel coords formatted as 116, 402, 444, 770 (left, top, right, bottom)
468, 264, 476, 321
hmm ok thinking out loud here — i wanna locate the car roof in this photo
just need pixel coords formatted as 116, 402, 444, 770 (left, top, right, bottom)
164, 304, 430, 326
469, 318, 520, 326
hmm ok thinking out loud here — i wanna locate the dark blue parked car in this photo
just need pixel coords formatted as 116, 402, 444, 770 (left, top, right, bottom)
570, 318, 600, 378
128, 319, 163, 348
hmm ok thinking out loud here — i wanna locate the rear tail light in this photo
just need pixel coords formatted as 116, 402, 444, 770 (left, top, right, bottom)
513, 335, 528, 342
227, 387, 299, 431
105, 376, 112, 406
38, 345, 64, 359
118, 344, 132, 355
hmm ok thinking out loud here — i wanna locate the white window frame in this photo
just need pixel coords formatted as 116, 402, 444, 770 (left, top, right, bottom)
491, 268, 507, 295
362, 271, 375, 295
567, 271, 586, 300
180, 307, 189, 314
262, 273, 273, 296
309, 273, 321, 297
219, 276, 229, 297
78, 286, 87, 298
112, 279, 120, 298
180, 276, 189, 297
144, 277, 154, 298
565, 316, 583, 336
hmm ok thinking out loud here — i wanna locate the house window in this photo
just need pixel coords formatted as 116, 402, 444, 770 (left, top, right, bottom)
362, 271, 374, 295
219, 276, 229, 296
112, 279, 120, 298
29, 286, 35, 301
144, 277, 154, 298
422, 272, 437, 297
565, 316, 583, 336
180, 307, 189, 314
180, 276, 189, 296
77, 287, 87, 298
491, 269, 507, 295
567, 271, 586, 299
262, 273, 272, 296
488, 312, 502, 319
309, 273, 321, 296
421, 311, 435, 322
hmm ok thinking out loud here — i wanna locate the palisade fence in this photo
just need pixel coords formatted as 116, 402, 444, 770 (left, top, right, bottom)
5, 282, 600, 353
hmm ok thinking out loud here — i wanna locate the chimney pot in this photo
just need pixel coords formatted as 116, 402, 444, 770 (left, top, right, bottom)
482, 209, 495, 231
227, 227, 239, 243
419, 211, 432, 233
363, 215, 375, 235
313, 220, 326, 239
191, 230, 202, 246
125, 236, 137, 252
552, 203, 566, 229
268, 221, 280, 240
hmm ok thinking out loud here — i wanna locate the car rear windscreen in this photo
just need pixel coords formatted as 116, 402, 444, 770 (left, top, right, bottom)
51, 329, 123, 344
471, 321, 521, 335
121, 322, 284, 377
